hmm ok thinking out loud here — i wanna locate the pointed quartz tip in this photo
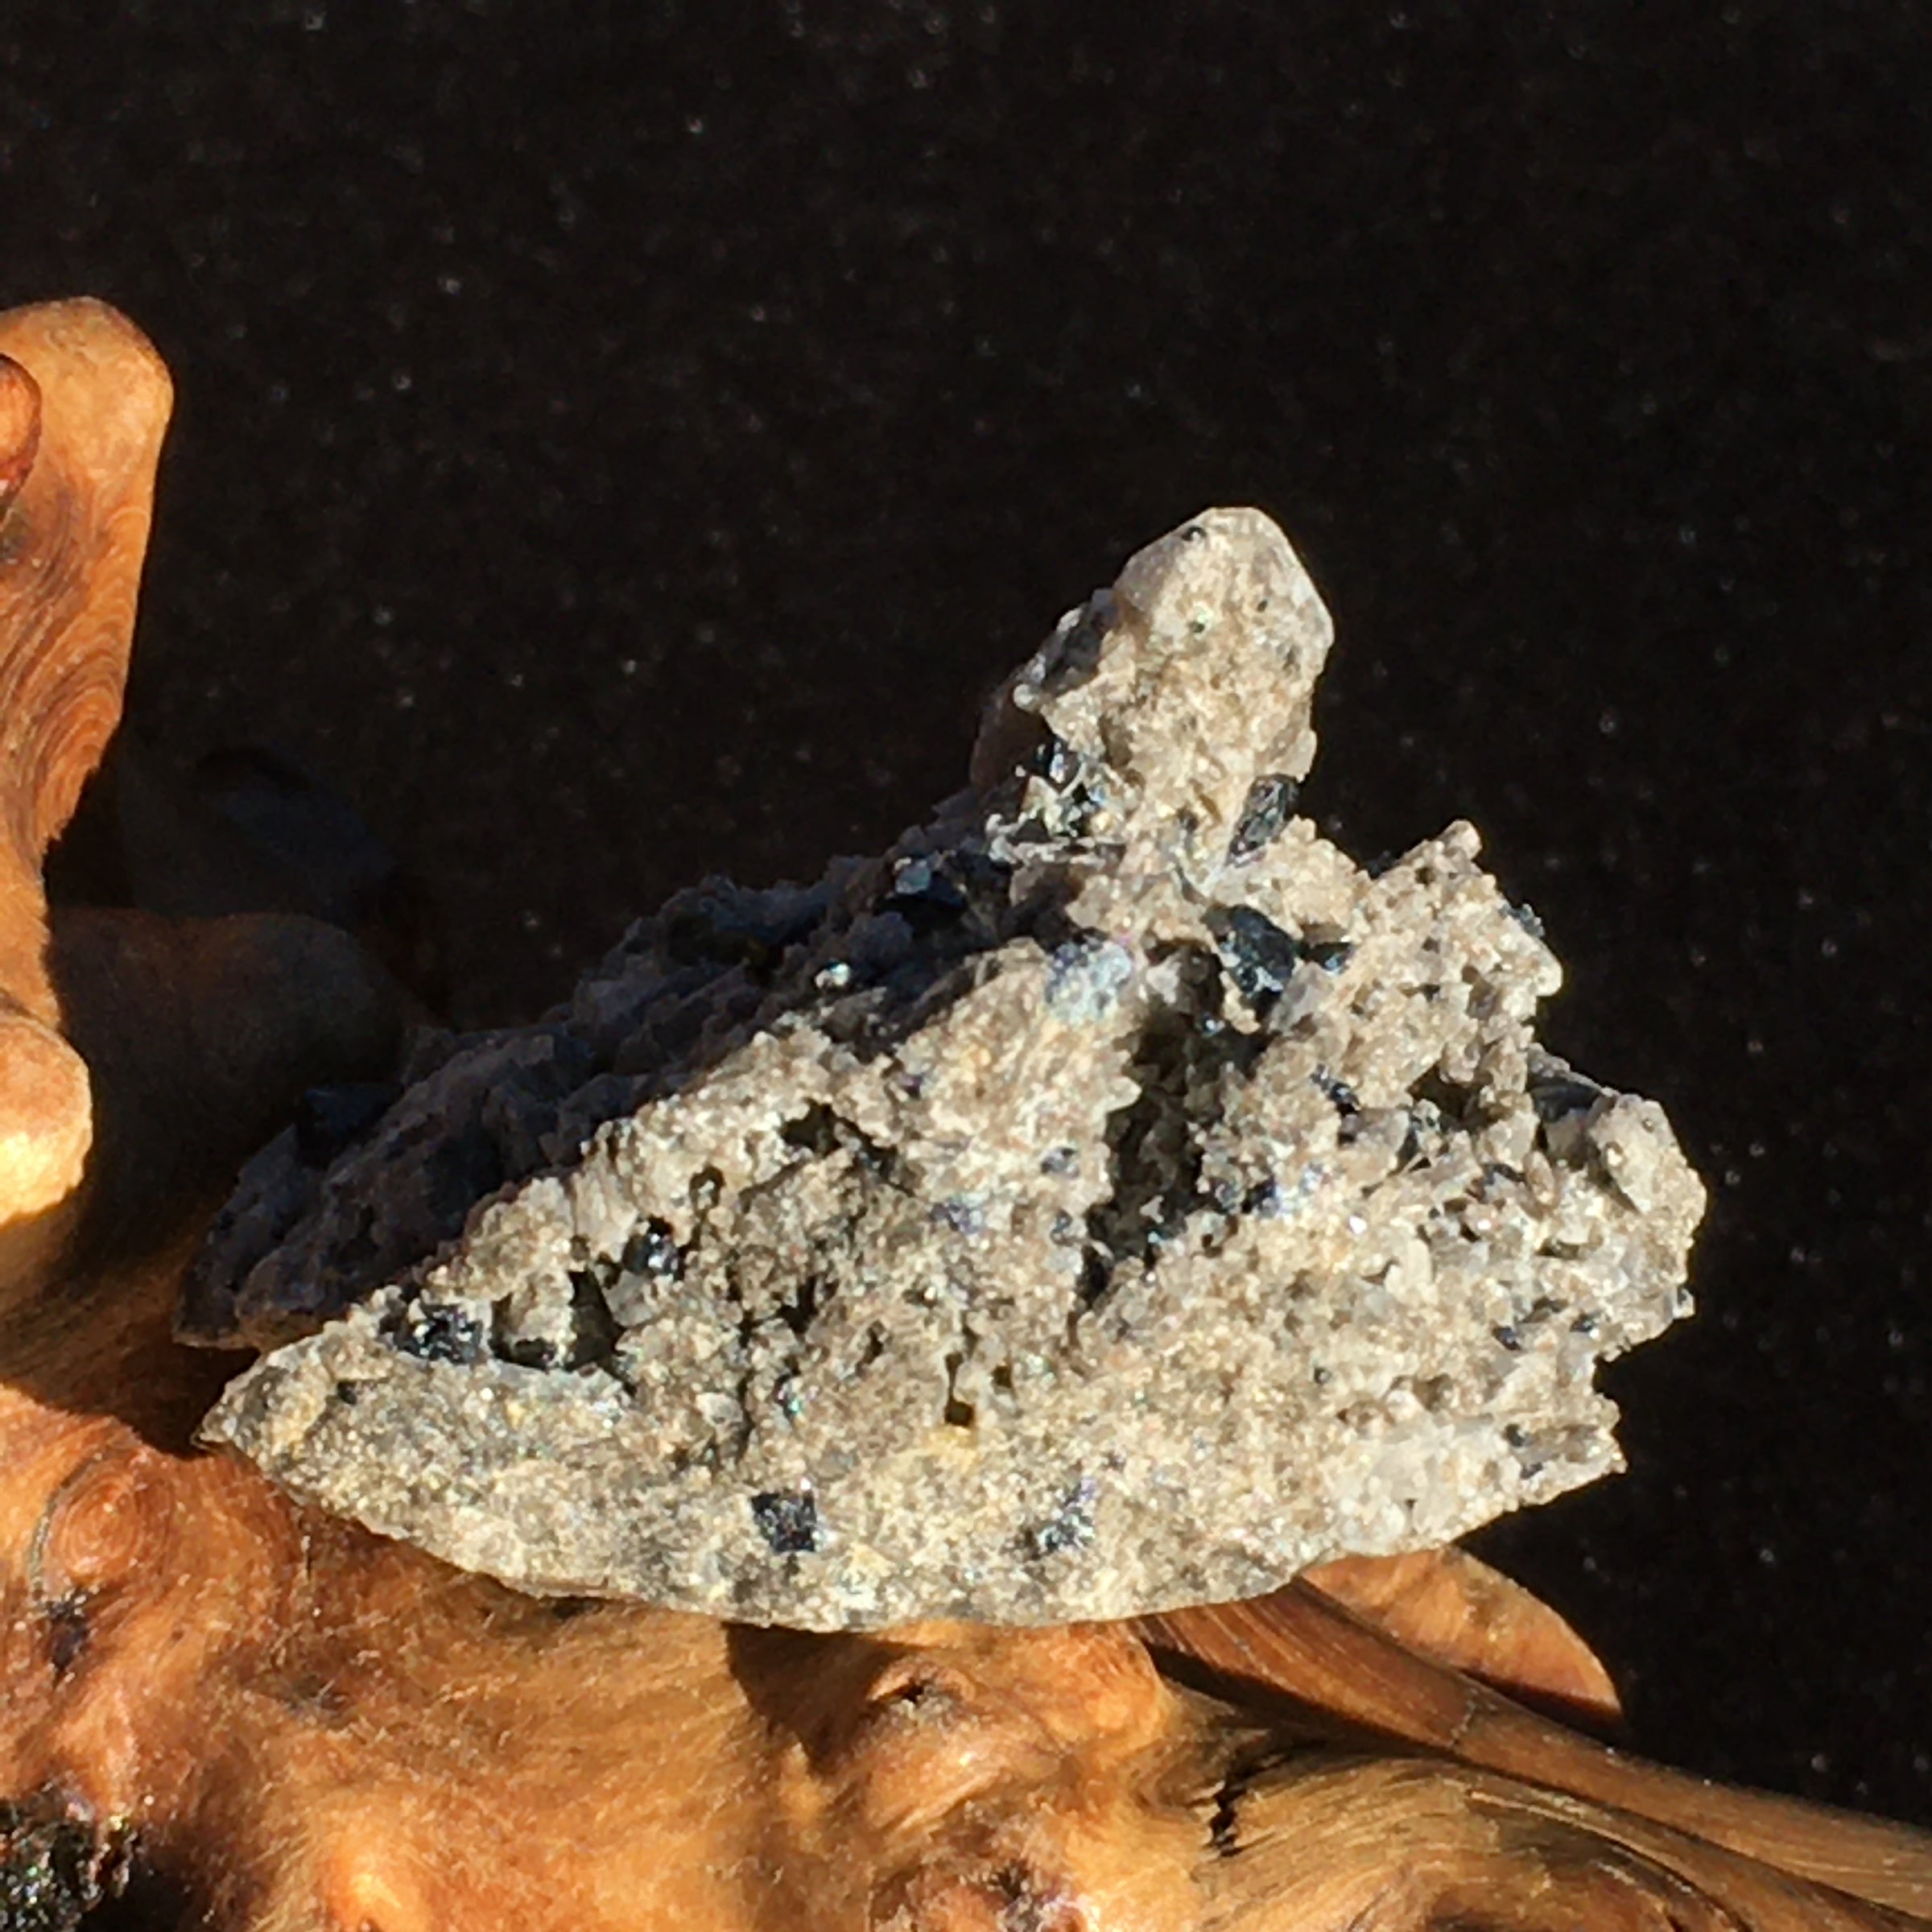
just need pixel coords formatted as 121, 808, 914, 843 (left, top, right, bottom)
973, 508, 1335, 865
1110, 508, 1334, 678
0, 354, 40, 516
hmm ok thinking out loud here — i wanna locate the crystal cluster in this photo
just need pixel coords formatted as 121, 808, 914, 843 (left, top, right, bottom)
192, 510, 1703, 1629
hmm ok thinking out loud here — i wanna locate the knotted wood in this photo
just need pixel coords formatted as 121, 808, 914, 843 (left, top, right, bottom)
0, 301, 169, 1229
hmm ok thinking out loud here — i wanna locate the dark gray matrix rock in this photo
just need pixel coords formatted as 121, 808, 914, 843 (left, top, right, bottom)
192, 509, 1705, 1629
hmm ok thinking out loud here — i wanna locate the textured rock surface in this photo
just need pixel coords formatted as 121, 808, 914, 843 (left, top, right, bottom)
192, 509, 1704, 1629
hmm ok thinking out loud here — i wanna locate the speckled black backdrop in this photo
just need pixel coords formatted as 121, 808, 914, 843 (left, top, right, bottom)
3, 0, 1926, 1825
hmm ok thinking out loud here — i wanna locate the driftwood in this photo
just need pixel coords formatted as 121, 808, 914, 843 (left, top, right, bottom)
0, 298, 1927, 1931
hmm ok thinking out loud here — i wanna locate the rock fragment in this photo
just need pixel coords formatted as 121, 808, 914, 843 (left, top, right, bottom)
192, 508, 1704, 1630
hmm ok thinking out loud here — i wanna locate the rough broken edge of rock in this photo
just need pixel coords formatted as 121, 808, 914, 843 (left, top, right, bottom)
190, 508, 1706, 1631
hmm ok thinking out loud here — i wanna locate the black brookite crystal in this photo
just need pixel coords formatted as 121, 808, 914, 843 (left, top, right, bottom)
191, 508, 1704, 1632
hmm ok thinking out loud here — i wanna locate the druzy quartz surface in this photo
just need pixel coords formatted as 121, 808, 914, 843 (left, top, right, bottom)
192, 510, 1704, 1629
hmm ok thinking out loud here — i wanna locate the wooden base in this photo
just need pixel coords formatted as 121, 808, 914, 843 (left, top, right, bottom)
1, 298, 1926, 1930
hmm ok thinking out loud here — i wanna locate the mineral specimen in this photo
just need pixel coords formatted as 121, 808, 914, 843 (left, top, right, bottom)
191, 508, 1704, 1629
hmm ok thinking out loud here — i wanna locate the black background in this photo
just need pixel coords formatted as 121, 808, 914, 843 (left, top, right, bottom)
4, 2, 1927, 1825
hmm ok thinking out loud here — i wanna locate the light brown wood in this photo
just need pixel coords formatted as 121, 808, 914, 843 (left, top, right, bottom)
1302, 1546, 1622, 1728
0, 300, 170, 1013
1138, 1586, 1932, 1921
0, 300, 171, 1232
1199, 1752, 1923, 1932
1, 297, 1927, 1930
0, 353, 41, 517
